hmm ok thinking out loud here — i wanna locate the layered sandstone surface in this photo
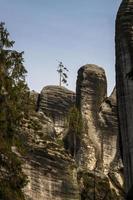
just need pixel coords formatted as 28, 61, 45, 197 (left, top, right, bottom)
21, 65, 124, 199
39, 85, 75, 137
76, 65, 121, 173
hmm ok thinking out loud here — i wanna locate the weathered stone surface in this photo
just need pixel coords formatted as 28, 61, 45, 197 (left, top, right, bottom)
115, 0, 133, 193
22, 62, 124, 199
76, 64, 107, 170
39, 85, 75, 137
23, 143, 79, 200
76, 64, 120, 171
78, 170, 124, 200
21, 111, 55, 143
21, 111, 79, 200
99, 88, 122, 172
76, 64, 124, 198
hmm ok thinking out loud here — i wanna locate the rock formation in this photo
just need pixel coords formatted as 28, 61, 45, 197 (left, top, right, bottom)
115, 0, 133, 194
23, 140, 79, 200
21, 107, 79, 200
76, 64, 107, 170
76, 64, 124, 198
39, 85, 75, 137
99, 88, 121, 171
21, 65, 124, 199
19, 87, 79, 200
76, 65, 121, 172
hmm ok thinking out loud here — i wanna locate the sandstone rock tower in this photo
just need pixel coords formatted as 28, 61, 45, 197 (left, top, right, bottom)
115, 0, 133, 194
76, 64, 122, 173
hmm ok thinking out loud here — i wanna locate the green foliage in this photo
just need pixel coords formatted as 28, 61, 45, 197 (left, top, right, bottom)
56, 138, 64, 147
64, 106, 82, 158
0, 22, 29, 199
0, 136, 28, 200
78, 170, 121, 200
68, 106, 83, 136
0, 22, 29, 138
57, 61, 69, 86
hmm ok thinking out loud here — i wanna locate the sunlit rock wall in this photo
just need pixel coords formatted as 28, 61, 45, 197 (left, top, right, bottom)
39, 85, 75, 138
22, 63, 124, 199
22, 111, 80, 200
23, 144, 79, 200
76, 64, 123, 198
76, 64, 121, 173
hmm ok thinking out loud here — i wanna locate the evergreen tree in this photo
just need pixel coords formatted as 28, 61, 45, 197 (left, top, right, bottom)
0, 22, 29, 200
64, 106, 82, 159
57, 61, 68, 86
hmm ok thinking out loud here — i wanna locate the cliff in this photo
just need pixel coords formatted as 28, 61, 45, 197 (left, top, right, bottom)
76, 64, 124, 199
21, 90, 79, 200
20, 64, 124, 199
76, 65, 121, 172
115, 0, 133, 195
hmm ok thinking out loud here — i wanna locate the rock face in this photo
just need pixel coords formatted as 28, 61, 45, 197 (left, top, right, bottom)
22, 64, 124, 199
22, 111, 80, 200
76, 65, 121, 172
99, 88, 121, 172
115, 0, 133, 193
76, 64, 107, 170
21, 89, 79, 200
76, 64, 124, 198
78, 170, 123, 200
23, 143, 79, 200
39, 85, 75, 137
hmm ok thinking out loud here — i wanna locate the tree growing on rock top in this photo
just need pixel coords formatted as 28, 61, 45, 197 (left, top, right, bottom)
57, 61, 69, 86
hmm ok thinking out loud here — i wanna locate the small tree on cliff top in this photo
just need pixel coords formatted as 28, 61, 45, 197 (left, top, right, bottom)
57, 61, 68, 86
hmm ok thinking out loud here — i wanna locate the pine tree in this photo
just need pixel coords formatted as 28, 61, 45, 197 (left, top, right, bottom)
67, 106, 82, 158
57, 61, 68, 86
0, 22, 29, 200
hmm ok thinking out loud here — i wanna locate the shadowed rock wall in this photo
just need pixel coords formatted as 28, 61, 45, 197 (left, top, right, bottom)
115, 0, 133, 193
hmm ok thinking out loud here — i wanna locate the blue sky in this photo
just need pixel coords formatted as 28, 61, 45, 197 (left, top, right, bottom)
0, 0, 121, 95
